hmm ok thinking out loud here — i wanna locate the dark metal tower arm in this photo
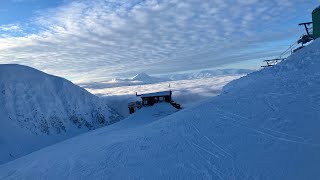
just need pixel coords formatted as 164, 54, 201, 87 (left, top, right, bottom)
298, 22, 313, 36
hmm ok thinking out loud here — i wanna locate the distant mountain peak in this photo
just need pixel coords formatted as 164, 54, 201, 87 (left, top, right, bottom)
131, 73, 152, 81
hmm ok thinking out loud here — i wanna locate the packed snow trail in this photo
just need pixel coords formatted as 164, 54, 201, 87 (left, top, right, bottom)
1, 40, 320, 179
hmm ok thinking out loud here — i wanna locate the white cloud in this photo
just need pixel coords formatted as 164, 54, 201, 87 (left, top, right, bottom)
0, 0, 318, 83
0, 24, 21, 32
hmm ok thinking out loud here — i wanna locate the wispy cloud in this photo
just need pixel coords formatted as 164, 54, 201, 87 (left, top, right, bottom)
0, 24, 21, 31
0, 0, 318, 83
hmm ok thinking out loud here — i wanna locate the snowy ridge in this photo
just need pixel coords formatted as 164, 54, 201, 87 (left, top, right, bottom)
130, 72, 170, 83
79, 72, 169, 89
131, 72, 154, 81
0, 64, 121, 164
1, 39, 320, 179
162, 68, 254, 80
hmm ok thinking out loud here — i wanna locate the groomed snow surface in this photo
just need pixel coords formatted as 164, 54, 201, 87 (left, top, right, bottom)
1, 40, 320, 179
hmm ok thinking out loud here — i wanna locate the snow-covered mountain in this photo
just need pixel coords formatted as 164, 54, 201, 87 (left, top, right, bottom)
79, 72, 169, 89
129, 72, 169, 84
163, 68, 254, 80
0, 64, 121, 164
131, 72, 154, 81
1, 39, 320, 179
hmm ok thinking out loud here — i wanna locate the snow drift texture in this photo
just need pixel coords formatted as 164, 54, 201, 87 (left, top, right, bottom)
1, 39, 320, 179
0, 64, 121, 164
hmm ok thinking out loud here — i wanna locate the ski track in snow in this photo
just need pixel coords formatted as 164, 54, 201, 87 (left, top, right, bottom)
188, 122, 237, 180
214, 108, 320, 147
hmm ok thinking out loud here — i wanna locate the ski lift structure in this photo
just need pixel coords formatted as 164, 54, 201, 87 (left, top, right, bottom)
261, 58, 286, 68
262, 5, 320, 68
261, 22, 313, 68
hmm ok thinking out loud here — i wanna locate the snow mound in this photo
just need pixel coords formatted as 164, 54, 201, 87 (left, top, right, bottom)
0, 64, 121, 164
106, 103, 179, 130
1, 40, 320, 179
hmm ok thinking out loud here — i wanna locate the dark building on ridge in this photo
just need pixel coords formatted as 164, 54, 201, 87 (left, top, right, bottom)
128, 90, 181, 114
137, 91, 172, 106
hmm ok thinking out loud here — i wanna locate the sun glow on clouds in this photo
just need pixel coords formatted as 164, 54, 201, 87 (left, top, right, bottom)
0, 0, 318, 83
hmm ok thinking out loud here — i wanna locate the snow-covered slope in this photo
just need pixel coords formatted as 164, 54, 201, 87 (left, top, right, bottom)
0, 64, 121, 164
1, 39, 320, 179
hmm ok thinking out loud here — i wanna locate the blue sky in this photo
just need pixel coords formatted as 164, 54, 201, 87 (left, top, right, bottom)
0, 0, 319, 83
0, 0, 63, 24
